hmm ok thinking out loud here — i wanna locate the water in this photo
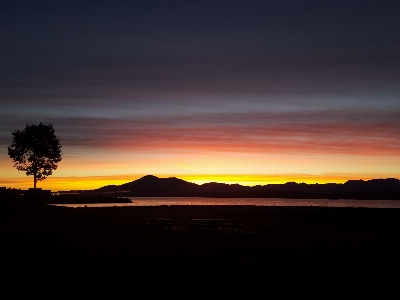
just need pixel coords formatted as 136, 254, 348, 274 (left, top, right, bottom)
52, 197, 400, 208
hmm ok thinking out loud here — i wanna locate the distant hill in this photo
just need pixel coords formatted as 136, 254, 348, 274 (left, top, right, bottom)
76, 175, 400, 200
98, 175, 199, 196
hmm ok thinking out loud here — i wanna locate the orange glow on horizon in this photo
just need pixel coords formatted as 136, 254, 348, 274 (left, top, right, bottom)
2, 173, 398, 192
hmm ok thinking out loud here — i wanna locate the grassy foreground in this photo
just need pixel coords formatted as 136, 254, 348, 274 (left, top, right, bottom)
1, 200, 399, 297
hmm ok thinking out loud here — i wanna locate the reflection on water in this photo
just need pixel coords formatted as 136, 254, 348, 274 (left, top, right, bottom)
52, 197, 400, 208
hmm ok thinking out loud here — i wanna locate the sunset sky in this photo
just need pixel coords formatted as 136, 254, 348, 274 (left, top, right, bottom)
1, 0, 400, 191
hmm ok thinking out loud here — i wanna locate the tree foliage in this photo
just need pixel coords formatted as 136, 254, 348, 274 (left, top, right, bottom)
8, 123, 62, 189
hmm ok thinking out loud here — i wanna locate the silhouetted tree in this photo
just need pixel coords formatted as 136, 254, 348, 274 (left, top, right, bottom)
8, 123, 62, 189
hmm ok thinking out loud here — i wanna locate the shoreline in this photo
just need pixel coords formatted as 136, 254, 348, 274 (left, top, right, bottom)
4, 193, 400, 208
2, 201, 399, 296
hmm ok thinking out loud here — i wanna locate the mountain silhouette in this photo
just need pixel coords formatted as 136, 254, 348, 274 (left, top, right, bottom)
97, 175, 199, 196
83, 175, 400, 200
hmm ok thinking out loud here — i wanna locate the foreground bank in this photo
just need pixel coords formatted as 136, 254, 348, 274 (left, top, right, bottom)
1, 200, 399, 296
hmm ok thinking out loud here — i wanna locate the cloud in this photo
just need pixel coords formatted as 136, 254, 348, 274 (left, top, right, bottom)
2, 47, 399, 108
6, 109, 392, 158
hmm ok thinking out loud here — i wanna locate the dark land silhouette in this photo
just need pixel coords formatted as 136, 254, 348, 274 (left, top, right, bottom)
2, 176, 400, 296
1, 200, 399, 297
3, 176, 400, 205
60, 175, 400, 200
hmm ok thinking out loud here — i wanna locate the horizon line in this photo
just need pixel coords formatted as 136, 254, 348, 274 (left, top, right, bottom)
2, 174, 399, 193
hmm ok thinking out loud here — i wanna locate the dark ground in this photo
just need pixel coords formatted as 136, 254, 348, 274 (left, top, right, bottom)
1, 200, 399, 297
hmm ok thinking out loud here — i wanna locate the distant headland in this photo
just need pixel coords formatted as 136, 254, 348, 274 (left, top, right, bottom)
56, 175, 400, 200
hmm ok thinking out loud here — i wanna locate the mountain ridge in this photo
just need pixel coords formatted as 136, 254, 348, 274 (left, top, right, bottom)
73, 175, 400, 200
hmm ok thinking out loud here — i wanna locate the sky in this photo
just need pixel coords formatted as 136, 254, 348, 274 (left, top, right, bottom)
1, 0, 400, 191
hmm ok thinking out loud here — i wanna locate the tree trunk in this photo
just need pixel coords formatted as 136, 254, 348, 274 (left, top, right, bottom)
34, 172, 37, 189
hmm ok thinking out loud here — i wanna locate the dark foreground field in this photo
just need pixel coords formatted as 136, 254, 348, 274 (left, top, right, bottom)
1, 200, 399, 297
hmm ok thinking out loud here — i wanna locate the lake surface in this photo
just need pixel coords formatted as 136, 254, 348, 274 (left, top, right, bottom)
53, 197, 400, 208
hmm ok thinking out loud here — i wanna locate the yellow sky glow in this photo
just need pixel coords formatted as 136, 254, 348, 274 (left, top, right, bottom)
2, 173, 397, 192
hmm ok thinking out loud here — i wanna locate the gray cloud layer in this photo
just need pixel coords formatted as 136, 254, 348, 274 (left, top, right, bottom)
1, 1, 399, 166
